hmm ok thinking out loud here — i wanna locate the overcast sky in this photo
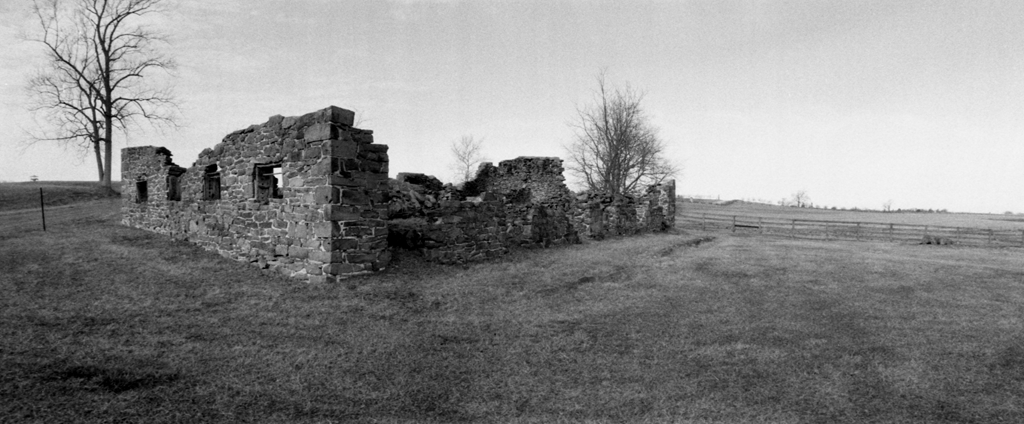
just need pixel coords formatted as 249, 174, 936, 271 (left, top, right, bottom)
2, 0, 1022, 213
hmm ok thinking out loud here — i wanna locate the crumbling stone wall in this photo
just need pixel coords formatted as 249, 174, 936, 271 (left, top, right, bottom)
570, 180, 676, 240
386, 175, 509, 264
122, 106, 390, 282
639, 180, 676, 231
468, 157, 579, 247
571, 192, 641, 239
122, 105, 678, 277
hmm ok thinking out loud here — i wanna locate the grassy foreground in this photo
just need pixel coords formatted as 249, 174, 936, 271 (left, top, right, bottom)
2, 200, 1024, 423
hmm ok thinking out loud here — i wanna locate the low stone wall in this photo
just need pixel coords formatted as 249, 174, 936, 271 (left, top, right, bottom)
384, 158, 674, 263
570, 180, 676, 240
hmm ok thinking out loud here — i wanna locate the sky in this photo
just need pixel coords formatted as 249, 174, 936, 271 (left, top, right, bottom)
1, 0, 1022, 213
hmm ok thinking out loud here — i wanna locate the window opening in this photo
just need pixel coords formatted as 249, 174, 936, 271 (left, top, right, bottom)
254, 163, 283, 204
203, 164, 221, 200
135, 179, 148, 203
166, 172, 182, 201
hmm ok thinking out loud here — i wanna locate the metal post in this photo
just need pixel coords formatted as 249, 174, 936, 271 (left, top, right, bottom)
759, 217, 763, 234
988, 229, 993, 245
889, 224, 894, 242
702, 213, 706, 231
856, 223, 861, 241
732, 215, 736, 232
39, 188, 46, 231
791, 220, 795, 238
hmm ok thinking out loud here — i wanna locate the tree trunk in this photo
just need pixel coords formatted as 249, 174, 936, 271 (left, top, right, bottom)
102, 118, 113, 190
94, 141, 103, 182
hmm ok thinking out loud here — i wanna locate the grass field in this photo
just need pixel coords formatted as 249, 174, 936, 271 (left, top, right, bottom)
3, 198, 1024, 422
0, 181, 120, 212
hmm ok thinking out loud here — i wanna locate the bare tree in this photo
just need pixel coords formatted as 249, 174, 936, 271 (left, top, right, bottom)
566, 72, 677, 196
26, 0, 178, 189
883, 199, 893, 212
450, 135, 485, 183
791, 190, 810, 208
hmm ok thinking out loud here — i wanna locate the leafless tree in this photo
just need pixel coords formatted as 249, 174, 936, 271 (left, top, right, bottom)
883, 199, 893, 212
566, 72, 677, 196
450, 135, 485, 183
791, 190, 810, 208
26, 0, 178, 189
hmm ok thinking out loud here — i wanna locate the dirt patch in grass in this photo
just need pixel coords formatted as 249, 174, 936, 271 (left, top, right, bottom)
43, 363, 180, 393
658, 235, 716, 256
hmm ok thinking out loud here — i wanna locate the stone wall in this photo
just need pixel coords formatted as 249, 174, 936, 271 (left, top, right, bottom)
122, 106, 390, 282
122, 105, 678, 277
638, 180, 676, 231
468, 157, 579, 247
569, 180, 676, 240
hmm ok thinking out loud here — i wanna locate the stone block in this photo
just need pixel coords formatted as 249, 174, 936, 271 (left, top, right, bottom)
302, 146, 323, 160
310, 249, 343, 263
345, 251, 378, 263
320, 106, 355, 126
340, 189, 369, 206
326, 204, 362, 221
274, 244, 289, 256
305, 123, 338, 142
323, 263, 366, 276
329, 238, 360, 250
313, 221, 335, 238
329, 175, 362, 187
341, 226, 373, 237
313, 186, 337, 205
326, 138, 359, 158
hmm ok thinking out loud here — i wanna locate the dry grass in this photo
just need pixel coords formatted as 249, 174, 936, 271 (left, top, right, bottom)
2, 199, 1024, 422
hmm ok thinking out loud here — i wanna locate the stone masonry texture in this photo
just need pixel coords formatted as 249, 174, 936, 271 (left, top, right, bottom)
122, 106, 389, 283
122, 106, 677, 280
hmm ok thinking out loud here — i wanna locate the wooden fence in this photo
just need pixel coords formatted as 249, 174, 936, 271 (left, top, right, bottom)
679, 211, 1024, 248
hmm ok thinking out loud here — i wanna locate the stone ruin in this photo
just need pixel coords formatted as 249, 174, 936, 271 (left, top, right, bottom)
121, 106, 675, 283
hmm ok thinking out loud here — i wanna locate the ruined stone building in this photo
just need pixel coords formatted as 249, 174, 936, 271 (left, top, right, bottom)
122, 106, 675, 283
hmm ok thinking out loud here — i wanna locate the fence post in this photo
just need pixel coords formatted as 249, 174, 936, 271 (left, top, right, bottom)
888, 224, 893, 242
856, 223, 861, 241
791, 220, 796, 238
732, 215, 736, 233
988, 229, 993, 245
702, 213, 706, 231
824, 223, 829, 240
955, 227, 960, 244
1020, 229, 1023, 248
39, 188, 46, 232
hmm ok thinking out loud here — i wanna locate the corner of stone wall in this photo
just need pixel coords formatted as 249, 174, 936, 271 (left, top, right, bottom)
313, 118, 391, 283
